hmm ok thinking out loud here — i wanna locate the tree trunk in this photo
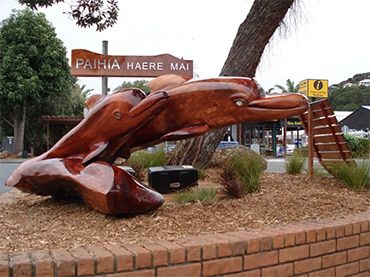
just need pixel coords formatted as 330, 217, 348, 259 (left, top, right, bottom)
13, 104, 26, 154
169, 0, 296, 168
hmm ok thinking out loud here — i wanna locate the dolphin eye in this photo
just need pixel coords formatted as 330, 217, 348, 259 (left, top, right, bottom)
234, 99, 246, 106
114, 111, 121, 119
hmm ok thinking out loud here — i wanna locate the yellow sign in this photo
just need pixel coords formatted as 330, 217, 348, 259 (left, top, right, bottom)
298, 80, 307, 94
299, 79, 328, 98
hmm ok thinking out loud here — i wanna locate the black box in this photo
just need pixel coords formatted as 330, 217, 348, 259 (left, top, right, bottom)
148, 166, 198, 194
117, 166, 136, 176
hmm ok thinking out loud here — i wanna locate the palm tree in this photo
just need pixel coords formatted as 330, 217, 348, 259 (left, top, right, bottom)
275, 79, 299, 93
79, 84, 94, 100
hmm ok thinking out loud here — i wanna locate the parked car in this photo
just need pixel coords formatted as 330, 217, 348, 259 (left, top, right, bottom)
217, 141, 240, 150
277, 144, 295, 157
146, 143, 176, 153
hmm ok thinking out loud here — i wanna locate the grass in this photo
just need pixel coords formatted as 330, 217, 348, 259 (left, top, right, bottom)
285, 152, 306, 175
173, 187, 218, 204
197, 168, 206, 180
127, 148, 166, 169
332, 162, 370, 190
221, 150, 265, 198
125, 148, 167, 180
312, 166, 331, 178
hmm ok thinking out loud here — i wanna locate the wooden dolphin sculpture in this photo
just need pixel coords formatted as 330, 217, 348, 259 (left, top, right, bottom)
6, 75, 309, 215
94, 76, 309, 162
6, 89, 169, 214
6, 158, 164, 214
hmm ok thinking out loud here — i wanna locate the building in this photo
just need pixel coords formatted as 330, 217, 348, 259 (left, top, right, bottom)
343, 82, 355, 88
339, 106, 370, 131
358, 79, 370, 87
334, 111, 352, 122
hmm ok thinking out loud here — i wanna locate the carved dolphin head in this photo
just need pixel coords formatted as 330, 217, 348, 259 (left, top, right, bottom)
165, 77, 308, 129
44, 89, 169, 162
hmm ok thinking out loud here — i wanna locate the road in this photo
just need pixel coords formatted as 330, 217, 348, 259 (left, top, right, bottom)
265, 158, 323, 173
0, 158, 289, 195
0, 161, 22, 194
0, 158, 367, 195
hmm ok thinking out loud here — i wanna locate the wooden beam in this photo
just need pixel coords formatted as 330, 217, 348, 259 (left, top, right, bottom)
46, 121, 50, 150
308, 105, 314, 180
283, 118, 287, 158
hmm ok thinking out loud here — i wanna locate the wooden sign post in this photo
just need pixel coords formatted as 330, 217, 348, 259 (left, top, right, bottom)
102, 41, 108, 95
71, 49, 193, 78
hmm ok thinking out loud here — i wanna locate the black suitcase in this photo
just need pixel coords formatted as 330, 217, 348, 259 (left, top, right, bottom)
148, 166, 198, 194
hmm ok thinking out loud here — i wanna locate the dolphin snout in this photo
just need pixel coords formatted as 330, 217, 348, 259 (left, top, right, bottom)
129, 91, 169, 117
248, 94, 308, 110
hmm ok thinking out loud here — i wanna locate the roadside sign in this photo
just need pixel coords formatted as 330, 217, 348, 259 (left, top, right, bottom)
298, 79, 328, 98
71, 49, 193, 78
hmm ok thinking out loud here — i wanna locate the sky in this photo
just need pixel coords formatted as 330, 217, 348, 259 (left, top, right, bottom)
1, 0, 370, 95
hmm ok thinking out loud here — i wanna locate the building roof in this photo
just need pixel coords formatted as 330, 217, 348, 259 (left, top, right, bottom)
40, 115, 83, 125
334, 111, 352, 122
363, 106, 370, 110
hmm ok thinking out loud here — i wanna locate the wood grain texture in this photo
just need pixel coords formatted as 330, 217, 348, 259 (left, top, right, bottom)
6, 76, 309, 214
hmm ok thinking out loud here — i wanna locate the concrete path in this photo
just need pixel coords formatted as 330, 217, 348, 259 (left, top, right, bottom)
0, 160, 25, 194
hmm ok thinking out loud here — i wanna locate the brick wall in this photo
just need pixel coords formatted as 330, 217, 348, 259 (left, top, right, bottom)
1, 211, 369, 277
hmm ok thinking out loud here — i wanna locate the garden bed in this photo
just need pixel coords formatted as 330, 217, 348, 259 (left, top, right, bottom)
0, 169, 369, 253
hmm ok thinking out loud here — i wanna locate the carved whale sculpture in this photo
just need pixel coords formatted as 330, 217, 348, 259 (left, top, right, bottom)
6, 75, 309, 215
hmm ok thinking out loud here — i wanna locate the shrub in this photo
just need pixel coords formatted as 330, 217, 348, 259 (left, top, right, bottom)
126, 148, 167, 180
210, 146, 267, 169
220, 149, 265, 198
197, 168, 206, 180
293, 145, 308, 157
285, 152, 306, 174
173, 187, 218, 204
344, 134, 370, 158
332, 162, 370, 190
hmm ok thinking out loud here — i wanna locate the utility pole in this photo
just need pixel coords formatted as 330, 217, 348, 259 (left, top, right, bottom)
102, 40, 108, 95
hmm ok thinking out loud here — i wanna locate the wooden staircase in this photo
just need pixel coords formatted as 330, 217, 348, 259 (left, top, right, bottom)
300, 99, 354, 175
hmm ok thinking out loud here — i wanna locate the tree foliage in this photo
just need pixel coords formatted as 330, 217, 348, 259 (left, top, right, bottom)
18, 0, 119, 31
115, 80, 150, 94
329, 85, 370, 111
0, 9, 72, 114
0, 9, 75, 152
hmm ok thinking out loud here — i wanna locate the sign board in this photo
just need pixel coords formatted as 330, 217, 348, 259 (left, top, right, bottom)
286, 118, 303, 127
286, 117, 303, 131
71, 49, 193, 78
298, 79, 328, 98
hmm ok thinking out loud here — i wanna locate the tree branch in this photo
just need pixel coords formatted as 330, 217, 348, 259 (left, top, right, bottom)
18, 0, 119, 31
1, 116, 14, 128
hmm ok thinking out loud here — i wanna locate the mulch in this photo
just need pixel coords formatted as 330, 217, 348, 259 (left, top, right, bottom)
0, 170, 369, 253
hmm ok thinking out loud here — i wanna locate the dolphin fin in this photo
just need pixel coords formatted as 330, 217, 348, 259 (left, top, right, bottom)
82, 141, 109, 164
161, 125, 209, 141
148, 74, 190, 92
85, 94, 105, 111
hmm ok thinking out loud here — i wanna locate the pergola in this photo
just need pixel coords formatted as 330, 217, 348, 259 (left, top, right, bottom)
40, 115, 83, 150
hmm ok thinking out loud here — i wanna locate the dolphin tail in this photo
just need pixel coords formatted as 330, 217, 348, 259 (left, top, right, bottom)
6, 158, 164, 215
